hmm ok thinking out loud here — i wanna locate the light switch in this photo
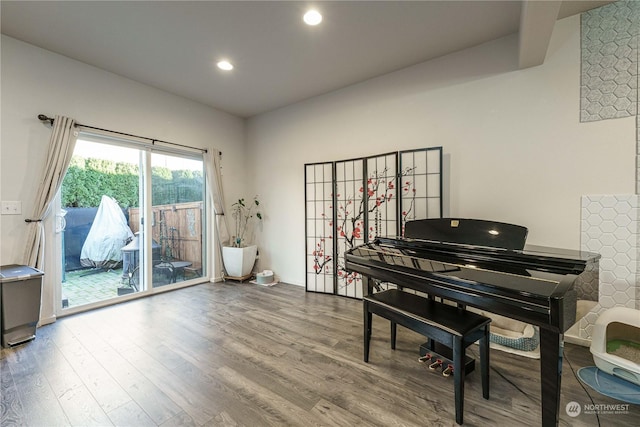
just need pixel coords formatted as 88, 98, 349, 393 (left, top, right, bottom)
1, 201, 22, 215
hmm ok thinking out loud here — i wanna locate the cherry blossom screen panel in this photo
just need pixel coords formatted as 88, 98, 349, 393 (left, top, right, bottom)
399, 147, 443, 233
334, 158, 366, 298
304, 162, 335, 294
365, 152, 398, 242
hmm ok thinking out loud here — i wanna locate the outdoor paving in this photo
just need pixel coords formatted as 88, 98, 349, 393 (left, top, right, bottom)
62, 268, 127, 308
61, 265, 197, 309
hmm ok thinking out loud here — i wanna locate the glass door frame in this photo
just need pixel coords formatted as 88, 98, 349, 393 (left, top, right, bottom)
54, 131, 209, 317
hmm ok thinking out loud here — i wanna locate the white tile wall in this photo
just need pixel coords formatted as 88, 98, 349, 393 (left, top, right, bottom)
580, 1, 639, 122
573, 195, 639, 342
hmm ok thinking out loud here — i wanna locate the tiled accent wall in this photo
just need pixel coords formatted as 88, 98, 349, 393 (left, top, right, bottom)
573, 2, 640, 343
578, 195, 639, 340
580, 1, 639, 123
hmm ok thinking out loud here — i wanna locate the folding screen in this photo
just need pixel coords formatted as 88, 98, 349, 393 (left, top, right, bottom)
305, 147, 442, 298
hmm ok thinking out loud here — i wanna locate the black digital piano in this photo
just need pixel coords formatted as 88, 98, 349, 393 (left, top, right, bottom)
345, 218, 600, 427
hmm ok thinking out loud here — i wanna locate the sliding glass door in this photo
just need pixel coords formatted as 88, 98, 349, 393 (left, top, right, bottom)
58, 132, 205, 312
149, 152, 205, 288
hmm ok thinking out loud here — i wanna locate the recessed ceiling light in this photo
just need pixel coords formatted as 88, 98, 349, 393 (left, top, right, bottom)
303, 10, 322, 26
217, 60, 234, 71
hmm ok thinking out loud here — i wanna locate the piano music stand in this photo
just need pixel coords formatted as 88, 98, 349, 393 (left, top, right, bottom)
404, 218, 528, 250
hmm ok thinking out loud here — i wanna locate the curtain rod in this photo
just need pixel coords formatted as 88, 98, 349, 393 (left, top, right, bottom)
37, 114, 220, 155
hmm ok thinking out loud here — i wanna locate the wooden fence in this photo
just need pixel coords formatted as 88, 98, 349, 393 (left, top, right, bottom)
128, 201, 203, 269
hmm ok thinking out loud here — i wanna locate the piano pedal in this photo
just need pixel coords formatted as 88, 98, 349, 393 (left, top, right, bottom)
418, 353, 432, 363
442, 364, 454, 377
428, 359, 443, 371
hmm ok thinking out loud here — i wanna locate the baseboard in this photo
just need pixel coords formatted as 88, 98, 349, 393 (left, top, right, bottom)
38, 315, 57, 327
564, 332, 591, 347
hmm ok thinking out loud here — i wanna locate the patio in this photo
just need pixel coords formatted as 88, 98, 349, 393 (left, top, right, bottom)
61, 265, 192, 309
61, 268, 126, 308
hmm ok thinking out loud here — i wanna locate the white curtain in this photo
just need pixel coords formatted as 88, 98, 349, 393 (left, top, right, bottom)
23, 115, 78, 268
204, 149, 230, 276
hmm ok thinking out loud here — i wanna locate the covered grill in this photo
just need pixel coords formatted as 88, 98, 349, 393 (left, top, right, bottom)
121, 232, 161, 280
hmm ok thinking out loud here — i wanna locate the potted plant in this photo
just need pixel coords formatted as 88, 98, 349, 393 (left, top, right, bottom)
231, 196, 262, 247
222, 196, 262, 280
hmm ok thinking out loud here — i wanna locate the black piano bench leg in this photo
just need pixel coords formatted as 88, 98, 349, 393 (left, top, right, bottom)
480, 325, 490, 400
391, 322, 397, 350
453, 338, 465, 425
363, 301, 372, 363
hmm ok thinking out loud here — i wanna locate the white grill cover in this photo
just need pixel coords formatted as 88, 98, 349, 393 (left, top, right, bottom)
80, 196, 134, 269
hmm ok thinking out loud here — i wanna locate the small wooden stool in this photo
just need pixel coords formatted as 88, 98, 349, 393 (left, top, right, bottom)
364, 289, 491, 425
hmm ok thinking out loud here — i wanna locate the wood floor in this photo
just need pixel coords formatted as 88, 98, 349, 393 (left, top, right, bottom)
1, 282, 638, 426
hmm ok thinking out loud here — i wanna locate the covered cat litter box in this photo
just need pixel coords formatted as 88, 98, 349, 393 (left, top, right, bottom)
590, 307, 640, 386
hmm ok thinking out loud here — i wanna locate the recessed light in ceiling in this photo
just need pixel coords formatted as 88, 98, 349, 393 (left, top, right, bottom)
217, 60, 234, 71
303, 10, 322, 26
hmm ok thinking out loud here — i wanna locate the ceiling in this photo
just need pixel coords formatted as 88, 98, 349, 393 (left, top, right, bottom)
1, 1, 612, 118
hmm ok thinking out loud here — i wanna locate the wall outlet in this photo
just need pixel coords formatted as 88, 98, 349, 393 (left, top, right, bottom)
1, 201, 22, 215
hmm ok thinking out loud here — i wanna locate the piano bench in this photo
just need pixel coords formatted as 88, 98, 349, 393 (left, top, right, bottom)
363, 289, 491, 425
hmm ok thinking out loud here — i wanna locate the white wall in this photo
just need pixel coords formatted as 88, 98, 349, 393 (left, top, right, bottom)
0, 35, 246, 322
246, 15, 636, 287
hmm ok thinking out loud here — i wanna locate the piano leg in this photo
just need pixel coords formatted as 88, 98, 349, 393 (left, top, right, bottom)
539, 328, 563, 427
362, 275, 373, 297
362, 276, 375, 362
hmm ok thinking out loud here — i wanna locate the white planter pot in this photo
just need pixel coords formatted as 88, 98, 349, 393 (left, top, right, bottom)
222, 245, 258, 279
